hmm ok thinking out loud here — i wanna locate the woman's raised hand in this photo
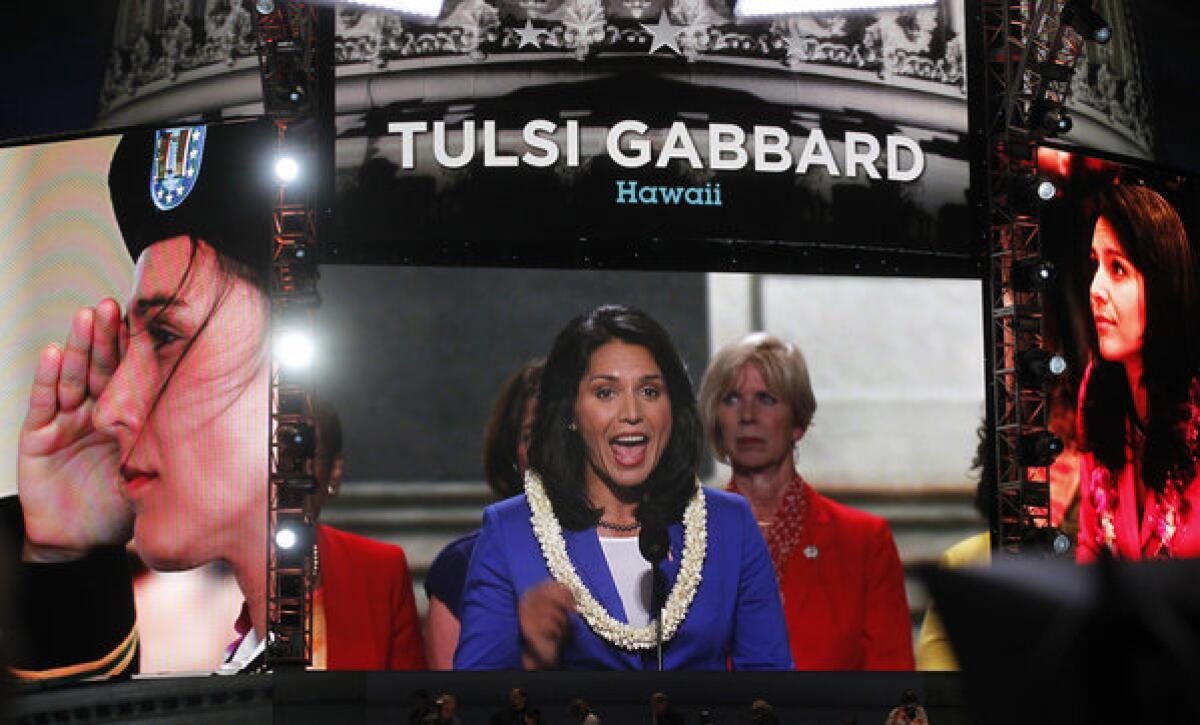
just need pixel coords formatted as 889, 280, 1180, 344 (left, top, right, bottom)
18, 299, 132, 562
519, 581, 576, 670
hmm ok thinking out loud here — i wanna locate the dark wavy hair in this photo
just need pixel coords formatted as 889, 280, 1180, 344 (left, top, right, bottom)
482, 358, 544, 500
1081, 184, 1200, 492
971, 421, 998, 533
528, 305, 703, 531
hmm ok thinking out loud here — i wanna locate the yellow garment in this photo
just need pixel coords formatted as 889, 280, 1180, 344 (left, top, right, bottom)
10, 626, 139, 683
915, 532, 991, 671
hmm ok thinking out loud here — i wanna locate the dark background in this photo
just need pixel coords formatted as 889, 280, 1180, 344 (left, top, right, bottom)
0, 4, 119, 144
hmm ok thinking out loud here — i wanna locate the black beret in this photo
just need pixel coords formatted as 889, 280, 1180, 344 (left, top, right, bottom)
107, 121, 275, 275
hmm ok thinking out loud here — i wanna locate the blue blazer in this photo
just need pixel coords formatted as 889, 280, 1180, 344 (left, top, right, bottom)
454, 487, 793, 670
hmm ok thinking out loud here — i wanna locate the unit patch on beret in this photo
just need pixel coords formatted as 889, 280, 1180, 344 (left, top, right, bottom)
151, 126, 205, 211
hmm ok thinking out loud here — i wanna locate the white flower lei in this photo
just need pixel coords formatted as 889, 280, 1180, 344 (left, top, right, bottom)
523, 469, 707, 650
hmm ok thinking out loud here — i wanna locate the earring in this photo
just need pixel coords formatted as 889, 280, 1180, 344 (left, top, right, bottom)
567, 421, 577, 431
326, 483, 337, 496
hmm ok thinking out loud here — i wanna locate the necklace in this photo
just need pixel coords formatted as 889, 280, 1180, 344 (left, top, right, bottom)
596, 519, 641, 532
524, 469, 707, 650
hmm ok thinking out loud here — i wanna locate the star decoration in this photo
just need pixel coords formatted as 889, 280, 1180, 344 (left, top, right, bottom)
516, 19, 542, 49
641, 12, 682, 56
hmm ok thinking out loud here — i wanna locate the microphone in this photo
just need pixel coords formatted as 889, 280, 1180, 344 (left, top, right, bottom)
638, 516, 670, 566
638, 508, 670, 671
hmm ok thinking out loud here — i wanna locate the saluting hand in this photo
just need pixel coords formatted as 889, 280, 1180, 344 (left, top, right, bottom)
18, 299, 132, 562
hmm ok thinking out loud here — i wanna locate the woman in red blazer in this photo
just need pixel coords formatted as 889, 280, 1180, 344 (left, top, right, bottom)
317, 525, 425, 669
700, 333, 914, 670
310, 402, 426, 670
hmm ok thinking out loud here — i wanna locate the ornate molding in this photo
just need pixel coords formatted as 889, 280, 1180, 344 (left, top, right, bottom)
99, 0, 968, 122
97, 0, 1150, 158
1063, 0, 1152, 153
100, 0, 258, 114
330, 1, 966, 89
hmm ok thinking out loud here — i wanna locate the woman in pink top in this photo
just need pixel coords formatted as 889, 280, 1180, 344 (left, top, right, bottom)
1077, 184, 1200, 561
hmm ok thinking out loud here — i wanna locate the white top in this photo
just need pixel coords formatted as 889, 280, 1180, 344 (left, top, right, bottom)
597, 535, 653, 627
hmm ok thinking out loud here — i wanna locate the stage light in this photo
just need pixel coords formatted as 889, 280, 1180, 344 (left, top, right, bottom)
1048, 355, 1067, 376
1018, 349, 1068, 387
1012, 258, 1057, 291
273, 516, 315, 567
274, 156, 300, 183
274, 515, 314, 562
1022, 525, 1073, 556
1006, 176, 1058, 210
1033, 104, 1073, 136
1031, 100, 1072, 137
280, 242, 313, 262
275, 527, 299, 550
277, 422, 316, 459
1052, 531, 1072, 556
735, 0, 935, 18
288, 85, 306, 106
256, 0, 275, 13
1063, 0, 1111, 44
1020, 431, 1064, 467
278, 242, 317, 277
329, 0, 445, 19
1036, 178, 1058, 201
276, 330, 315, 369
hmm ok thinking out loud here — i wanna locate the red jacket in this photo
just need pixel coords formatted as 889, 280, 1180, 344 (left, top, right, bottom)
1075, 368, 1200, 562
1076, 450, 1200, 562
318, 525, 426, 669
777, 487, 914, 670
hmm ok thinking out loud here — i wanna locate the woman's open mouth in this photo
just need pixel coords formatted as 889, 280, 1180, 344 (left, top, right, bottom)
610, 434, 649, 467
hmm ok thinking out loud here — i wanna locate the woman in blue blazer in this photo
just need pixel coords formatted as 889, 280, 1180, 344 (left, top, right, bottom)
454, 305, 792, 671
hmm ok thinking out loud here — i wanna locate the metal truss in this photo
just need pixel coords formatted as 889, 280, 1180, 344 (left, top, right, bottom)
255, 0, 328, 668
980, 0, 1092, 553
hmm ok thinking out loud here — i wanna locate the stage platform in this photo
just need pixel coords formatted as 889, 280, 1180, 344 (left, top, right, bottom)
10, 671, 966, 724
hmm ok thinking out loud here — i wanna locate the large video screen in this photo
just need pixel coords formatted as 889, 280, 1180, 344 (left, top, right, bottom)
910, 148, 1200, 687
2, 122, 989, 677
1032, 146, 1200, 558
